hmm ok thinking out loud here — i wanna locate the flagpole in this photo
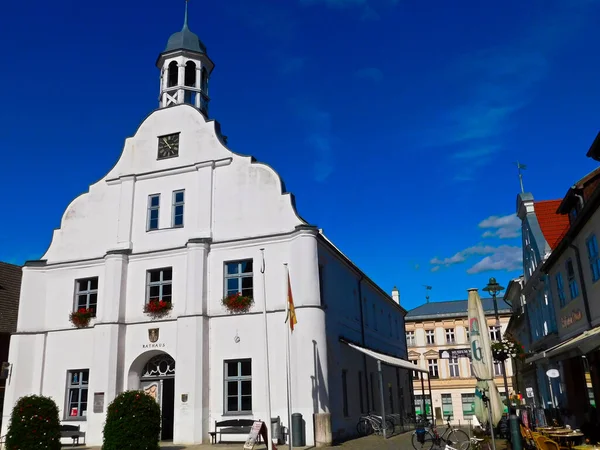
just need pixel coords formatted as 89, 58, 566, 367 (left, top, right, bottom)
260, 249, 273, 450
284, 263, 294, 450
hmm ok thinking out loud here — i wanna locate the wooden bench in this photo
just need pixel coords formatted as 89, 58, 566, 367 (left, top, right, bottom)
60, 424, 86, 446
209, 419, 257, 444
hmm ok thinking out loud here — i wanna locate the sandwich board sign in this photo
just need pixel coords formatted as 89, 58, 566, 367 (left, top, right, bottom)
244, 421, 277, 450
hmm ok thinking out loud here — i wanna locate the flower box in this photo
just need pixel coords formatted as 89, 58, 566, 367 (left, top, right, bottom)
144, 299, 173, 319
69, 308, 94, 328
222, 293, 254, 314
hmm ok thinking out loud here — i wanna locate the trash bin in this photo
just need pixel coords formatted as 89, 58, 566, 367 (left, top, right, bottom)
292, 413, 306, 447
271, 416, 283, 444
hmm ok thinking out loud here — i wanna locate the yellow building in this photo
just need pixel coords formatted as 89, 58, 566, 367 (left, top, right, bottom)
405, 298, 513, 426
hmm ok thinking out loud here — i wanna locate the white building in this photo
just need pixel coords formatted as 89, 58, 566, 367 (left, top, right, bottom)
1, 5, 413, 447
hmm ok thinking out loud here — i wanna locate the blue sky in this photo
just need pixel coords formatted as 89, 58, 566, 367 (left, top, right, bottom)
2, 0, 600, 311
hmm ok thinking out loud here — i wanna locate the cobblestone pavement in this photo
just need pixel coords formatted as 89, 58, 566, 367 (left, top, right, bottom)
67, 430, 509, 450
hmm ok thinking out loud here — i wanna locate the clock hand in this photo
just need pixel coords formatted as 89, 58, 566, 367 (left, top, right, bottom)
162, 138, 172, 150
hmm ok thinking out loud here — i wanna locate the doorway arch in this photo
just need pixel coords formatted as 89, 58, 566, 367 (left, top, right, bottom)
128, 351, 176, 441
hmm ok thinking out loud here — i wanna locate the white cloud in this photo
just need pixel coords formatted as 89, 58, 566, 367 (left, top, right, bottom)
430, 244, 522, 275
466, 246, 522, 274
479, 213, 521, 239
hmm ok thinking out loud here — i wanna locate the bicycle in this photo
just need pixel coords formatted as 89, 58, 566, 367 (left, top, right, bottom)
412, 415, 471, 450
468, 436, 491, 450
356, 412, 395, 436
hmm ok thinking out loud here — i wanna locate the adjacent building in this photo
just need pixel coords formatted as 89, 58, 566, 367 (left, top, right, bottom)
405, 298, 513, 425
0, 262, 22, 427
1, 5, 412, 447
511, 132, 600, 427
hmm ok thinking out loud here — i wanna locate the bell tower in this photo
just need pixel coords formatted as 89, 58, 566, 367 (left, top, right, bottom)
156, 1, 214, 116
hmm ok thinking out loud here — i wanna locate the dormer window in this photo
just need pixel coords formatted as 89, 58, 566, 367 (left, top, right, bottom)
569, 208, 578, 224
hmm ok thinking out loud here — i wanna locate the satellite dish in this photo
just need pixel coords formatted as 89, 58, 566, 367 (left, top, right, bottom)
546, 369, 560, 378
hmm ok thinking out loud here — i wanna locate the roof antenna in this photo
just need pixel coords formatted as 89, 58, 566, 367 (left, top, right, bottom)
423, 285, 432, 303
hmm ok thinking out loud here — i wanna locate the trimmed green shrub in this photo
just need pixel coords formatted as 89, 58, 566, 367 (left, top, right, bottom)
5, 394, 61, 450
102, 390, 161, 450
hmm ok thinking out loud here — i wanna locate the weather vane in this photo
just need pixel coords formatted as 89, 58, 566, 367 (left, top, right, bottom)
514, 161, 527, 193
423, 285, 432, 303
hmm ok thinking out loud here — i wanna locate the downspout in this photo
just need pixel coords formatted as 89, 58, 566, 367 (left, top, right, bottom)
357, 275, 370, 411
569, 243, 593, 328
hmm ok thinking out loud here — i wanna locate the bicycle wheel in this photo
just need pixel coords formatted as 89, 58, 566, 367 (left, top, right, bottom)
447, 429, 471, 450
385, 419, 395, 434
412, 430, 435, 450
356, 418, 372, 436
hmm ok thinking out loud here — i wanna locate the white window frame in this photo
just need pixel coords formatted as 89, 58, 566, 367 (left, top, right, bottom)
489, 326, 500, 342
445, 328, 455, 344
74, 277, 98, 316
146, 267, 173, 304
172, 190, 185, 228
426, 329, 435, 345
224, 359, 252, 414
407, 331, 415, 347
65, 369, 89, 420
428, 359, 439, 379
224, 260, 254, 298
449, 358, 460, 377
147, 194, 160, 231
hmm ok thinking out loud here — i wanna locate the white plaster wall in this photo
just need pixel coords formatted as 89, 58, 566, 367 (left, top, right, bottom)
42, 104, 304, 263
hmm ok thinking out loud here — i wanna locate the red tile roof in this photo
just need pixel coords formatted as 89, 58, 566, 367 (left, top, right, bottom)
534, 200, 570, 250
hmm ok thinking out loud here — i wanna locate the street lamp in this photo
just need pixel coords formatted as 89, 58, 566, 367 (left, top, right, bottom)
483, 278, 510, 404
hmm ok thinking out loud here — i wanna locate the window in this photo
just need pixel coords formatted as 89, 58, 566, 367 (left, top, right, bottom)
461, 393, 475, 419
415, 395, 431, 416
66, 370, 89, 418
556, 273, 567, 307
566, 259, 579, 300
445, 328, 455, 344
172, 190, 185, 228
493, 361, 503, 377
465, 328, 470, 342
441, 393, 453, 420
224, 359, 252, 413
342, 370, 349, 417
428, 359, 439, 379
388, 313, 392, 336
146, 268, 173, 303
411, 360, 420, 379
489, 326, 500, 342
358, 371, 365, 413
224, 260, 254, 298
318, 265, 325, 306
469, 360, 475, 377
75, 277, 98, 315
372, 304, 377, 330
426, 330, 435, 345
147, 194, 160, 231
587, 235, 600, 282
407, 331, 415, 347
449, 358, 460, 377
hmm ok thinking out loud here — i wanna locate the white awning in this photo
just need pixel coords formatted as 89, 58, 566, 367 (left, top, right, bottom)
546, 326, 600, 358
525, 326, 600, 364
341, 339, 428, 373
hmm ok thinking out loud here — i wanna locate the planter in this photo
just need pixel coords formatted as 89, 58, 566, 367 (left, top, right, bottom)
144, 300, 173, 319
491, 337, 524, 361
222, 293, 254, 314
69, 308, 94, 328
492, 349, 509, 362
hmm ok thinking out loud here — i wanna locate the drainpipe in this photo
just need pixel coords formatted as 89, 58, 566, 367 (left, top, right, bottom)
357, 276, 370, 410
569, 243, 593, 329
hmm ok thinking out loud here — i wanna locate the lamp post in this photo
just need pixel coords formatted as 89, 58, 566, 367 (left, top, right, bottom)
483, 278, 510, 404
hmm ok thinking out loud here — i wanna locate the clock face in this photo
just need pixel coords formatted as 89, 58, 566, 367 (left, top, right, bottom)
157, 133, 180, 159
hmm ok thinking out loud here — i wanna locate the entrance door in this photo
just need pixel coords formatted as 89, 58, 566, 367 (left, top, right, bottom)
140, 354, 176, 441
161, 378, 175, 440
